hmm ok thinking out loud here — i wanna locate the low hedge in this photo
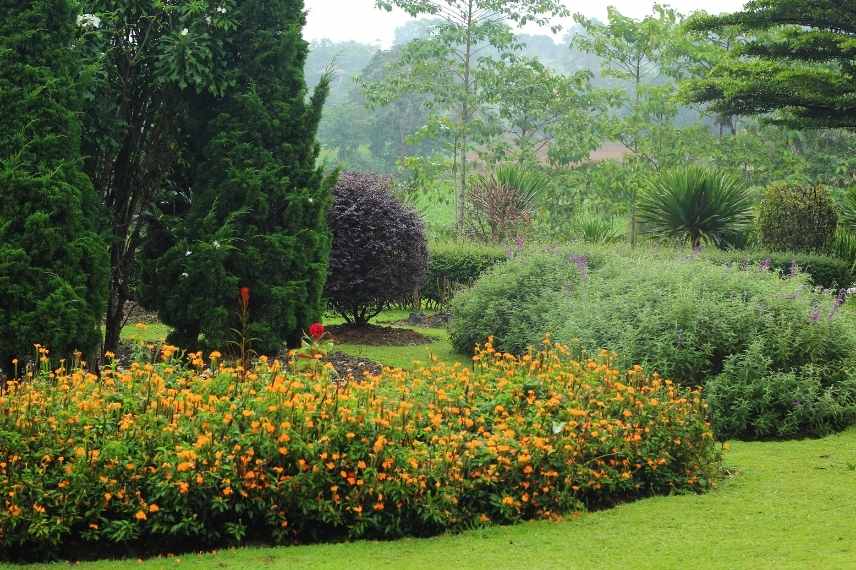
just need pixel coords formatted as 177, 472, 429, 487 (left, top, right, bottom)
702, 249, 854, 289
0, 344, 719, 559
420, 241, 508, 308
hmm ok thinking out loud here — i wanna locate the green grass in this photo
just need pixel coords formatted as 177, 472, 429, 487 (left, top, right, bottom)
119, 323, 172, 344
8, 428, 854, 570
335, 325, 471, 369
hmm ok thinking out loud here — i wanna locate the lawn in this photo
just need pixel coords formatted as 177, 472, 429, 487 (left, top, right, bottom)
7, 428, 854, 570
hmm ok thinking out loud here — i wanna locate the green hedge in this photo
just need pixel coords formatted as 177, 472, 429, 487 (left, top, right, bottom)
703, 249, 854, 289
420, 241, 508, 308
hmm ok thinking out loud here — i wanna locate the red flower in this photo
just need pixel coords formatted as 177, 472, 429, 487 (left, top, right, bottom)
240, 287, 251, 306
309, 322, 325, 341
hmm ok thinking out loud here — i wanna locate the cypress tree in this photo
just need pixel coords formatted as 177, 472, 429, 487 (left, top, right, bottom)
142, 0, 334, 353
0, 0, 108, 370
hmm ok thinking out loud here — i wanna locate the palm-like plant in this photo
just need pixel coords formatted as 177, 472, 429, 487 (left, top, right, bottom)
637, 166, 754, 249
840, 186, 856, 232
465, 165, 548, 243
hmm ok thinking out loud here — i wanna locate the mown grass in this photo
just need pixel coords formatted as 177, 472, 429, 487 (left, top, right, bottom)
8, 428, 854, 570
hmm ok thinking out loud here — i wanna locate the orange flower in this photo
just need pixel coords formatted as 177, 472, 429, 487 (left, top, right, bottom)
134, 511, 147, 521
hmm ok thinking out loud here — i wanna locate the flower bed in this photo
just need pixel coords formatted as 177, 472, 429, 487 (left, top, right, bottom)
0, 342, 719, 560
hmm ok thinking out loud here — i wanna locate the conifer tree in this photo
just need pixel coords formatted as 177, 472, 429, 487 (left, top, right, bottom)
0, 0, 108, 371
141, 0, 333, 353
686, 1, 856, 128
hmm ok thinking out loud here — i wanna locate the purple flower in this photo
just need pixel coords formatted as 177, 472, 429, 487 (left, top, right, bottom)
789, 261, 799, 277
759, 258, 772, 272
514, 236, 525, 252
810, 306, 821, 322
570, 255, 589, 281
829, 289, 847, 320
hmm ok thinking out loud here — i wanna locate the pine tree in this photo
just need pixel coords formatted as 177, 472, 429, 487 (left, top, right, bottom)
0, 0, 108, 371
141, 0, 333, 353
685, 1, 856, 128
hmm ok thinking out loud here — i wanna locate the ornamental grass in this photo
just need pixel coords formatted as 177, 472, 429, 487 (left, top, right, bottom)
0, 340, 720, 560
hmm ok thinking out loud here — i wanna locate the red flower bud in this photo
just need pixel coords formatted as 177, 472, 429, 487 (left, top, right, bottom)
309, 322, 325, 341
240, 287, 250, 306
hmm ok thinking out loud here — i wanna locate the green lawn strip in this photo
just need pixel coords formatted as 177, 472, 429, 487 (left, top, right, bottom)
10, 428, 854, 570
119, 323, 172, 344
334, 326, 471, 369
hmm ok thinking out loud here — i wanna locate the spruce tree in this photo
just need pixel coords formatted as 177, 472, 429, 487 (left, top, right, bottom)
141, 0, 333, 353
0, 0, 108, 371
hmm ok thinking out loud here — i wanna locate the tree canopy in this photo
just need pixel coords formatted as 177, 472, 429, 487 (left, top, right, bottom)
684, 1, 856, 129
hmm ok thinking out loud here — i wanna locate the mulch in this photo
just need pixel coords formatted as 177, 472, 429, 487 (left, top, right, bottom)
326, 324, 434, 346
325, 352, 384, 380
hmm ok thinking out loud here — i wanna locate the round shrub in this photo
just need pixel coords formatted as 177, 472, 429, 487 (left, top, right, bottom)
758, 183, 838, 252
326, 172, 428, 325
449, 251, 586, 355
0, 343, 719, 557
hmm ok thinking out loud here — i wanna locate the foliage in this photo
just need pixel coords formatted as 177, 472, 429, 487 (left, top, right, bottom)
685, 1, 856, 129
758, 183, 838, 253
77, 0, 237, 353
0, 0, 108, 370
478, 57, 617, 166
637, 166, 754, 249
369, 0, 570, 231
0, 342, 719, 559
326, 173, 428, 325
140, 0, 333, 353
839, 186, 856, 232
421, 241, 508, 309
569, 211, 624, 245
449, 251, 586, 355
706, 341, 856, 439
465, 165, 548, 243
702, 249, 855, 289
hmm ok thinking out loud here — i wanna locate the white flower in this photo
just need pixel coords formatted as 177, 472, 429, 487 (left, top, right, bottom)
213, 241, 221, 249
76, 14, 101, 29
181, 272, 189, 278
205, 16, 212, 25
180, 28, 189, 36
217, 6, 227, 14
185, 250, 192, 257
308, 198, 314, 204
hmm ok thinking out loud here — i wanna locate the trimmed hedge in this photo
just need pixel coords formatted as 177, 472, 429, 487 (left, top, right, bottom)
421, 241, 508, 308
702, 249, 854, 289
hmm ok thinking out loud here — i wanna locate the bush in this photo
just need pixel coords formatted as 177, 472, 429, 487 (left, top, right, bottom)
0, 0, 109, 371
421, 241, 508, 309
0, 343, 719, 558
637, 166, 753, 249
703, 249, 854, 289
326, 172, 428, 325
452, 250, 856, 439
758, 183, 838, 252
706, 341, 856, 439
449, 251, 587, 355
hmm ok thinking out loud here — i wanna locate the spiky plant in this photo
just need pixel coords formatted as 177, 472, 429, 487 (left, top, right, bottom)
638, 166, 754, 249
465, 165, 549, 243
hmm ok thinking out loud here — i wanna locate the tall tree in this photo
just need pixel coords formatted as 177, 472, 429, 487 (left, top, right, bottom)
0, 0, 108, 370
141, 0, 333, 353
684, 1, 856, 129
372, 0, 569, 232
77, 0, 234, 354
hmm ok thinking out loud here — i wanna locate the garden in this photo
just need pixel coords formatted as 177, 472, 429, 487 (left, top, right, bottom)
1, 0, 856, 568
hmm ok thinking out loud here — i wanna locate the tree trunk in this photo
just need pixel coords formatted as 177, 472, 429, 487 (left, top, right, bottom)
103, 234, 131, 355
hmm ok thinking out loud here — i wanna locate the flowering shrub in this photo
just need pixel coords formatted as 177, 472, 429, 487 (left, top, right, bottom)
0, 342, 718, 559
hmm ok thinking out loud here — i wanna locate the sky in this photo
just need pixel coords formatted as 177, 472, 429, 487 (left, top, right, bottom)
304, 0, 747, 47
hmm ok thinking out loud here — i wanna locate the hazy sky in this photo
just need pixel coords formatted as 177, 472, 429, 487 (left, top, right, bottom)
304, 0, 747, 46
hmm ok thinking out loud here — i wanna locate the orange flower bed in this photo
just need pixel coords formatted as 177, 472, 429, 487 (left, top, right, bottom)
0, 340, 720, 559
